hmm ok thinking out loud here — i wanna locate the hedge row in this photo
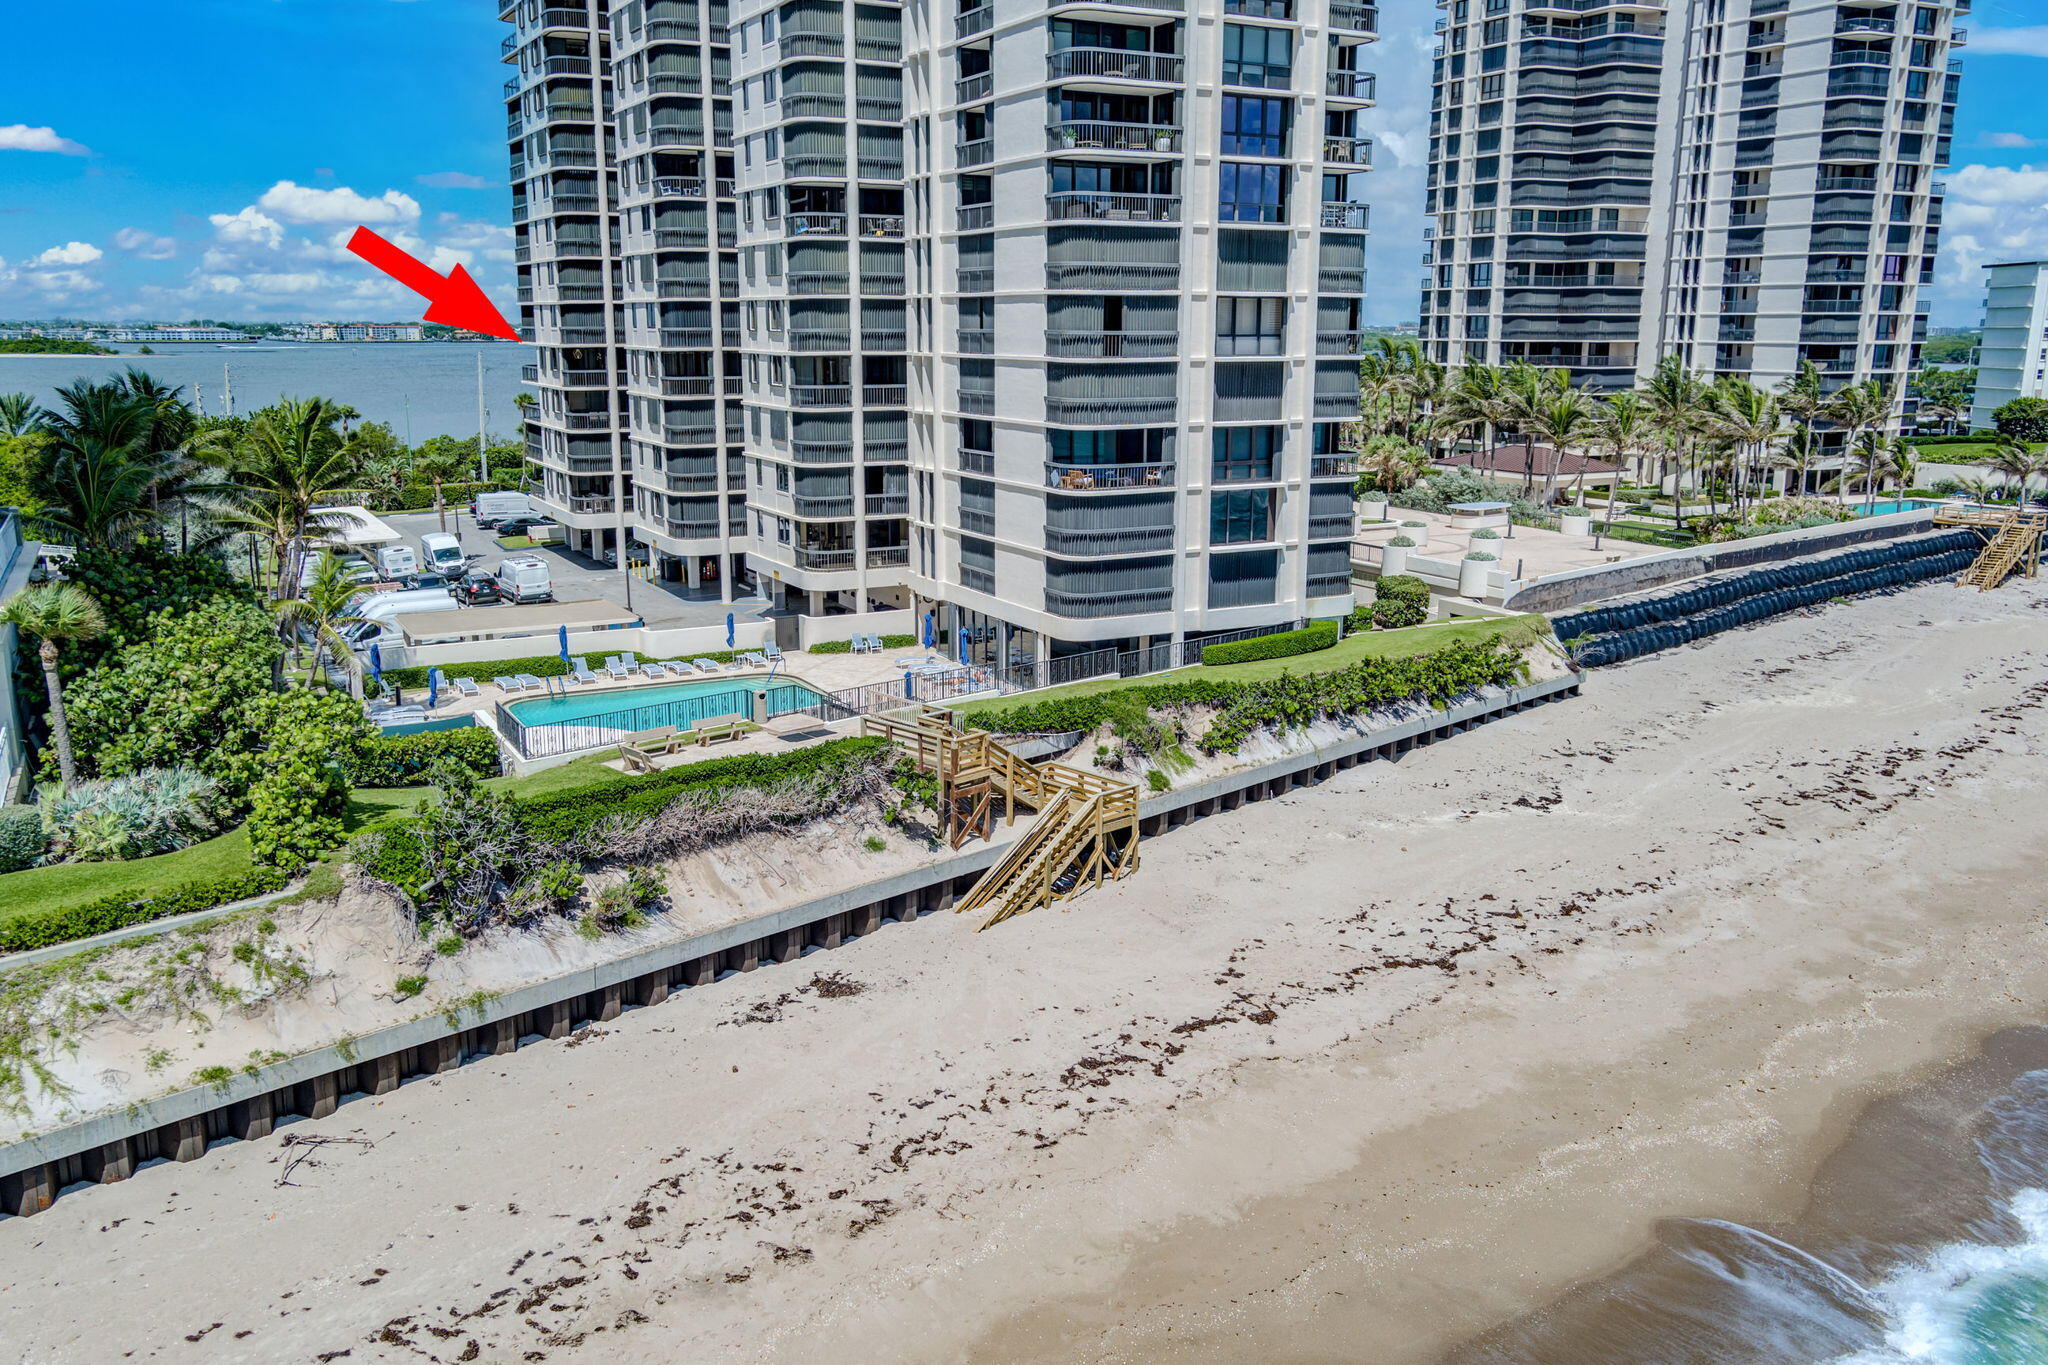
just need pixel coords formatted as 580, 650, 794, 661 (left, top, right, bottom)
515, 736, 890, 842
1371, 574, 1430, 630
0, 868, 293, 955
1201, 622, 1338, 667
346, 728, 502, 787
333, 480, 519, 514
380, 647, 764, 691
961, 637, 1525, 745
808, 634, 919, 655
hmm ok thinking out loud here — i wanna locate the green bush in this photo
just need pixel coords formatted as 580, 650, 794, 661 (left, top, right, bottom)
962, 637, 1524, 750
808, 633, 919, 655
347, 728, 502, 786
0, 807, 49, 874
0, 868, 292, 954
515, 737, 891, 843
380, 647, 765, 690
1201, 622, 1339, 667
1371, 574, 1430, 630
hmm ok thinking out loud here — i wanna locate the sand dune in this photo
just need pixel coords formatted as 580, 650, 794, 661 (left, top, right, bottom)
2, 576, 2045, 1364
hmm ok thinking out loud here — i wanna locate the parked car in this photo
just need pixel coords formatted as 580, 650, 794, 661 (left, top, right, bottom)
494, 555, 554, 604
496, 515, 556, 539
450, 571, 501, 606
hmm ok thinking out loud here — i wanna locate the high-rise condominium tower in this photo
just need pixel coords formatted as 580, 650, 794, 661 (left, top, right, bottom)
1419, 0, 1962, 446
1968, 260, 2048, 431
503, 0, 1377, 671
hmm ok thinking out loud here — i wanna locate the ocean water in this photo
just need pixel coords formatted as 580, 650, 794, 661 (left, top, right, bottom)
1449, 1037, 2048, 1365
0, 340, 533, 441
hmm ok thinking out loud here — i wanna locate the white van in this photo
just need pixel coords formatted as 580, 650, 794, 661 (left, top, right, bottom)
474, 491, 534, 528
343, 589, 464, 652
494, 555, 554, 604
376, 544, 419, 580
419, 532, 467, 579
297, 552, 374, 591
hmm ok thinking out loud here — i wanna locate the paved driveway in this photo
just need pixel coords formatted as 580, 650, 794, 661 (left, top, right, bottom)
378, 510, 770, 629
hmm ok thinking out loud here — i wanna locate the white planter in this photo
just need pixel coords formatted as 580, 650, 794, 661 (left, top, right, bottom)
1380, 544, 1411, 576
1359, 498, 1389, 521
1458, 558, 1492, 598
1401, 524, 1429, 548
1560, 514, 1592, 537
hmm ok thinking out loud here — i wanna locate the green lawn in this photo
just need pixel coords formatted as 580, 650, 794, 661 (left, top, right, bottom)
954, 614, 1552, 723
1917, 441, 2043, 467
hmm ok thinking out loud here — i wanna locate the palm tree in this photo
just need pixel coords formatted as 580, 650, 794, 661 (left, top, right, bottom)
1586, 391, 1650, 502
1353, 437, 1429, 495
412, 444, 472, 533
1640, 356, 1709, 526
1774, 361, 1827, 494
1770, 427, 1822, 493
1884, 437, 1920, 502
1824, 380, 1895, 502
1500, 363, 1565, 496
214, 397, 364, 596
275, 550, 369, 692
1706, 379, 1784, 509
1919, 396, 1967, 437
1831, 431, 1891, 512
0, 583, 106, 792
0, 393, 43, 437
1987, 433, 2045, 502
1530, 385, 1598, 505
1433, 364, 1507, 471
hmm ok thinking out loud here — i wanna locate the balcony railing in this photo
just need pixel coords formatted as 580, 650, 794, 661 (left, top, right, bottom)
779, 31, 846, 58
957, 203, 994, 230
1329, 1, 1376, 32
957, 139, 994, 167
1310, 456, 1354, 477
957, 4, 992, 36
1326, 71, 1377, 101
787, 212, 848, 236
1043, 525, 1176, 555
865, 494, 909, 517
657, 327, 713, 348
790, 441, 854, 463
788, 271, 850, 295
863, 329, 908, 350
1046, 48, 1185, 84
864, 384, 909, 406
858, 158, 905, 179
795, 547, 857, 572
567, 496, 618, 515
779, 92, 844, 120
1321, 202, 1371, 229
791, 385, 853, 407
1044, 461, 1173, 490
1047, 122, 1182, 153
958, 328, 994, 354
867, 546, 910, 568
1044, 330, 1179, 358
958, 449, 995, 474
957, 389, 995, 415
793, 495, 855, 518
1047, 261, 1181, 290
789, 328, 852, 352
1044, 586, 1173, 619
1046, 191, 1180, 222
958, 266, 994, 291
860, 214, 905, 237
1323, 136, 1374, 167
1319, 267, 1367, 292
860, 274, 907, 296
956, 72, 993, 103
1315, 330, 1367, 354
1314, 393, 1362, 418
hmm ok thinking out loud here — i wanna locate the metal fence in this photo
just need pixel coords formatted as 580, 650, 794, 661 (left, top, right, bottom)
989, 621, 1301, 693
495, 684, 780, 759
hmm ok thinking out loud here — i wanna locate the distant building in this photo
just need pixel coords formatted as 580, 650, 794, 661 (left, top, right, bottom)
331, 323, 425, 342
101, 327, 254, 343
1969, 261, 2048, 429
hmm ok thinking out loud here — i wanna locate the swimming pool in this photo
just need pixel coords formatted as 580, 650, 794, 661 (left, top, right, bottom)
501, 675, 831, 757
1853, 499, 1942, 517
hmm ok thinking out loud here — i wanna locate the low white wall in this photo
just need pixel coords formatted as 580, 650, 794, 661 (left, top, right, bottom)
375, 617, 775, 670
794, 608, 916, 650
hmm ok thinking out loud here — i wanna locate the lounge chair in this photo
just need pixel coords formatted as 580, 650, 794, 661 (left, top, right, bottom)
493, 675, 520, 693
740, 651, 767, 668
639, 661, 668, 679
763, 641, 784, 661
692, 656, 721, 673
663, 659, 694, 675
604, 655, 632, 679
514, 673, 544, 691
452, 676, 482, 699
572, 657, 599, 686
848, 635, 869, 653
894, 655, 925, 669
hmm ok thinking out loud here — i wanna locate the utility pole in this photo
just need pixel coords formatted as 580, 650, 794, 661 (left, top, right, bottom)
223, 363, 234, 417
476, 351, 489, 483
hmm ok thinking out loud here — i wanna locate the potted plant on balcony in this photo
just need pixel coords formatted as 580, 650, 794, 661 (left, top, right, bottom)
1058, 125, 1079, 149
1381, 535, 1416, 575
1557, 504, 1594, 536
1460, 551, 1497, 599
1152, 128, 1174, 152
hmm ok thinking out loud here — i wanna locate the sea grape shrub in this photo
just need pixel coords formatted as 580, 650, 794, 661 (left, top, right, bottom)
242, 691, 373, 871
1371, 575, 1430, 629
347, 728, 501, 786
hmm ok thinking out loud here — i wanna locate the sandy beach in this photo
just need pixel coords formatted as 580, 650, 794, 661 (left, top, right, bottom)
2, 573, 2046, 1363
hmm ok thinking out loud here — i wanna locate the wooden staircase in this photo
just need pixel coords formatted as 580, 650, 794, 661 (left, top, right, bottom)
862, 707, 1141, 928
1936, 506, 2047, 591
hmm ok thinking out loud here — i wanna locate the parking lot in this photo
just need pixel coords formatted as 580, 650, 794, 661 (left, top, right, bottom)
377, 510, 771, 630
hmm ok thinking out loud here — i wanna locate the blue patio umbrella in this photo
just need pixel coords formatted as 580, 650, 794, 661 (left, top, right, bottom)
725, 611, 736, 649
958, 628, 969, 667
922, 611, 936, 649
368, 643, 383, 685
427, 667, 440, 710
558, 624, 571, 667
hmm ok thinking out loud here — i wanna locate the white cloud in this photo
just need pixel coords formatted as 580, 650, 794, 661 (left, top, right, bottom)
255, 179, 420, 226
208, 206, 285, 249
34, 241, 103, 266
112, 227, 177, 260
0, 124, 90, 156
25, 270, 101, 297
1986, 132, 2041, 149
1970, 26, 2048, 58
416, 171, 493, 190
1924, 163, 2048, 325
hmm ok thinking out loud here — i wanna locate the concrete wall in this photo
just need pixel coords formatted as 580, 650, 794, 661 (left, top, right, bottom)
794, 607, 917, 651
376, 616, 777, 670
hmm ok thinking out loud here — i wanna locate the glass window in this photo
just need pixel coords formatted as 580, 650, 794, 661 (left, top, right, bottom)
1212, 426, 1281, 482
1219, 162, 1288, 223
1221, 96, 1290, 157
1208, 548, 1278, 608
1223, 24, 1293, 87
1216, 297, 1285, 356
1211, 489, 1274, 544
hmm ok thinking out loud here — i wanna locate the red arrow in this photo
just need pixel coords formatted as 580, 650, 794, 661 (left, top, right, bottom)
346, 226, 521, 341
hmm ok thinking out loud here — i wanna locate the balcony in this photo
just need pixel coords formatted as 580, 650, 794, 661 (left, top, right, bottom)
868, 546, 911, 569
789, 328, 852, 352
1043, 525, 1176, 555
1329, 1, 1377, 33
957, 139, 994, 167
855, 95, 902, 121
958, 328, 993, 354
567, 495, 618, 515
1326, 71, 1376, 101
1314, 393, 1362, 418
1044, 330, 1179, 358
788, 271, 851, 295
866, 439, 909, 462
863, 329, 908, 351
1046, 48, 1185, 85
1046, 191, 1181, 222
657, 327, 714, 348
1047, 122, 1183, 154
779, 93, 844, 119
1310, 455, 1355, 477
783, 154, 846, 180
958, 203, 995, 230
957, 72, 993, 103
790, 440, 853, 463
1316, 330, 1366, 354
865, 494, 909, 517
1319, 267, 1367, 292
1044, 461, 1174, 490
795, 547, 857, 572
860, 274, 907, 296
864, 384, 909, 406
1718, 324, 1756, 342
793, 495, 855, 518
1321, 202, 1371, 229
957, 388, 995, 415
960, 507, 996, 535
1836, 14, 1895, 33
779, 31, 846, 59
860, 214, 905, 237
958, 449, 995, 474
1044, 586, 1173, 619
791, 385, 853, 407
1047, 261, 1180, 290
1323, 136, 1374, 167
957, 4, 991, 37
787, 212, 848, 236
1817, 175, 1879, 191
857, 157, 904, 180
958, 266, 994, 291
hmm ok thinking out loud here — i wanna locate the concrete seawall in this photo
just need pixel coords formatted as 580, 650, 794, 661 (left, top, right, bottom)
0, 671, 1582, 1219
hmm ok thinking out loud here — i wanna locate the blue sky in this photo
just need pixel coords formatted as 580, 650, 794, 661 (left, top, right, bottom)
0, 0, 2042, 327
